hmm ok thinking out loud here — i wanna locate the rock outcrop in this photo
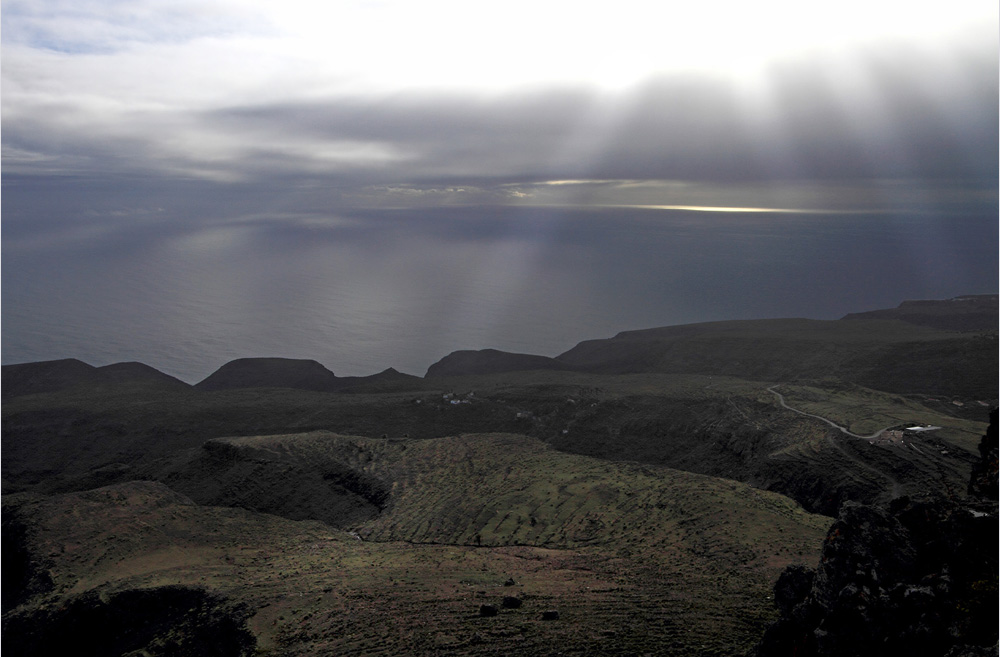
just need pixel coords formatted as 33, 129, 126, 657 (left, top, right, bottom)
969, 409, 998, 500
753, 498, 997, 656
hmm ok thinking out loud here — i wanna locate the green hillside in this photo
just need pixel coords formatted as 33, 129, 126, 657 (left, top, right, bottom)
6, 432, 832, 656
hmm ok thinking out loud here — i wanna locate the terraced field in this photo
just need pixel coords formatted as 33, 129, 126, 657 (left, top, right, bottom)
7, 432, 832, 656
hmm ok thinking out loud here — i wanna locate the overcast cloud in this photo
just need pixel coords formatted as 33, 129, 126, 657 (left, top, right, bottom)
3, 1, 997, 198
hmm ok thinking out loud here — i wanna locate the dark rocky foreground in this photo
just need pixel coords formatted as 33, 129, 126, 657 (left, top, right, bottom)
752, 410, 999, 657
3, 585, 255, 657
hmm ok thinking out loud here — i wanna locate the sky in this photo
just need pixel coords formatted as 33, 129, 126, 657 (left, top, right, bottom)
2, 1, 998, 381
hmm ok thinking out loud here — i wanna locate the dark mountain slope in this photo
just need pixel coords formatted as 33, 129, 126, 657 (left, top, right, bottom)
195, 357, 344, 392
195, 358, 429, 393
839, 334, 998, 398
333, 367, 431, 393
423, 296, 998, 397
425, 349, 575, 377
554, 318, 997, 398
2, 359, 189, 399
842, 294, 998, 332
2, 359, 97, 399
94, 362, 191, 389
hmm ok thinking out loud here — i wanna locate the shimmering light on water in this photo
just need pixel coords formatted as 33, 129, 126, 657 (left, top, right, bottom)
3, 206, 996, 383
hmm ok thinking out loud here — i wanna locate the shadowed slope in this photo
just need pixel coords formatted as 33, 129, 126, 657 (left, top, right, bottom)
332, 367, 431, 393
554, 318, 997, 398
2, 359, 98, 399
842, 294, 998, 332
420, 299, 997, 399
155, 437, 389, 528
194, 359, 428, 394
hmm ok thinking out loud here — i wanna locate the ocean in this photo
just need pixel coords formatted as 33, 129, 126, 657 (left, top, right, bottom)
3, 204, 996, 383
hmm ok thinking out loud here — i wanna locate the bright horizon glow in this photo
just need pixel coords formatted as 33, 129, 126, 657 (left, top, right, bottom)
602, 204, 868, 214
4, 1, 994, 97
267, 1, 994, 94
528, 203, 893, 215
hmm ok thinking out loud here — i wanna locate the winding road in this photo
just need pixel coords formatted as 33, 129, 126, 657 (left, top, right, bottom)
766, 385, 888, 440
767, 385, 904, 498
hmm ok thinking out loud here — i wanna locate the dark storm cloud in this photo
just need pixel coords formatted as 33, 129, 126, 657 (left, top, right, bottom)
196, 90, 594, 182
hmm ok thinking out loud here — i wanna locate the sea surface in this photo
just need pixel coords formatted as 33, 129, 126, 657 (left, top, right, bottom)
3, 205, 997, 383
